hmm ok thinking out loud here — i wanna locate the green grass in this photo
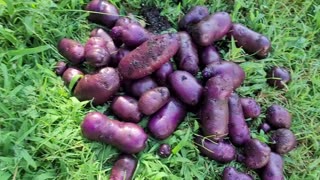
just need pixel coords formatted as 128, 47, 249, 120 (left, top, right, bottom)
1, 0, 320, 179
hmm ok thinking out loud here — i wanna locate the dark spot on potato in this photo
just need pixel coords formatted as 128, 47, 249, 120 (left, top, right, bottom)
181, 75, 187, 81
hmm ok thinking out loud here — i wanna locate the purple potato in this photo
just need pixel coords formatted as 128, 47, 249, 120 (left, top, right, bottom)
58, 38, 85, 64
200, 98, 229, 141
110, 154, 137, 180
270, 128, 297, 154
228, 93, 251, 146
191, 12, 232, 46
202, 61, 245, 89
148, 98, 187, 140
86, 0, 119, 28
261, 152, 284, 180
194, 135, 235, 163
240, 97, 261, 119
125, 76, 158, 98
229, 23, 271, 59
111, 96, 142, 123
73, 67, 120, 105
223, 167, 253, 180
200, 45, 221, 66
266, 104, 292, 129
154, 62, 174, 85
267, 66, 291, 89
62, 67, 84, 86
203, 75, 233, 100
168, 71, 203, 106
84, 37, 111, 68
244, 139, 271, 169
55, 61, 68, 76
81, 112, 147, 154
175, 32, 199, 75
179, 6, 209, 30
158, 144, 172, 158
90, 28, 118, 58
115, 17, 140, 27
111, 46, 131, 67
259, 123, 272, 133
138, 87, 170, 115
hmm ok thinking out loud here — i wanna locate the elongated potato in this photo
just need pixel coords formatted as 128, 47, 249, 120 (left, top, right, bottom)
74, 67, 120, 105
154, 62, 174, 85
194, 135, 235, 163
118, 34, 179, 79
86, 0, 119, 28
81, 112, 147, 154
270, 128, 296, 154
262, 152, 284, 180
228, 93, 251, 146
244, 139, 271, 169
175, 32, 199, 75
223, 167, 253, 180
229, 23, 271, 59
138, 87, 170, 115
148, 98, 186, 140
200, 45, 221, 66
110, 154, 137, 180
111, 96, 142, 123
191, 12, 232, 46
58, 38, 85, 64
168, 71, 203, 106
179, 6, 209, 30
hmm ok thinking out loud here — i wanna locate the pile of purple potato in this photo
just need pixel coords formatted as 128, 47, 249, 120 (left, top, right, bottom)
55, 0, 296, 179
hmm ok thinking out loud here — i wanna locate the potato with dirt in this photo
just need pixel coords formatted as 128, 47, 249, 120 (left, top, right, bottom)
179, 6, 209, 30
270, 128, 297, 154
138, 87, 170, 115
110, 154, 137, 180
244, 139, 271, 169
223, 167, 253, 180
74, 67, 120, 105
81, 112, 148, 154
111, 96, 142, 123
266, 104, 292, 129
86, 0, 119, 28
118, 34, 180, 79
58, 38, 85, 64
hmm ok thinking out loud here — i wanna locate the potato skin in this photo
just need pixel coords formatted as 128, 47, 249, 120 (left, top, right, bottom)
81, 112, 147, 154
58, 38, 85, 64
110, 154, 137, 180
138, 87, 170, 115
62, 67, 84, 86
194, 135, 236, 163
125, 76, 158, 97
111, 96, 142, 123
86, 0, 119, 28
223, 167, 253, 180
240, 97, 261, 119
200, 98, 229, 141
74, 67, 120, 105
229, 23, 271, 59
179, 6, 209, 30
154, 62, 174, 85
267, 66, 291, 89
191, 12, 232, 46
228, 93, 251, 146
261, 152, 284, 180
84, 37, 111, 68
175, 32, 199, 75
158, 144, 172, 158
200, 45, 221, 66
266, 104, 291, 129
244, 139, 271, 169
55, 61, 68, 76
270, 128, 297, 154
168, 71, 203, 106
148, 98, 186, 140
118, 34, 179, 79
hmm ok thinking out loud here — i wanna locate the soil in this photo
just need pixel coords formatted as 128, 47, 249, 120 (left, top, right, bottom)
140, 6, 172, 34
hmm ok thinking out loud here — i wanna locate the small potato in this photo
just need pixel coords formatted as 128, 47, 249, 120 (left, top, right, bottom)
154, 62, 174, 85
175, 32, 199, 75
148, 98, 186, 140
240, 97, 261, 119
86, 0, 119, 28
270, 128, 297, 154
179, 6, 209, 30
200, 45, 221, 66
62, 67, 84, 86
111, 96, 142, 123
259, 122, 272, 133
74, 67, 120, 105
223, 167, 253, 180
81, 112, 147, 154
168, 71, 203, 106
266, 104, 292, 129
229, 23, 271, 59
125, 76, 158, 97
262, 152, 284, 180
267, 66, 291, 89
244, 139, 271, 169
110, 154, 137, 180
191, 12, 232, 46
158, 144, 172, 158
138, 87, 170, 115
194, 135, 235, 163
58, 38, 85, 64
118, 34, 179, 79
90, 28, 118, 59
55, 61, 68, 76
84, 37, 111, 68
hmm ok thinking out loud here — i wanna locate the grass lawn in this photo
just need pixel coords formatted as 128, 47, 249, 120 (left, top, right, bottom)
1, 0, 320, 179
